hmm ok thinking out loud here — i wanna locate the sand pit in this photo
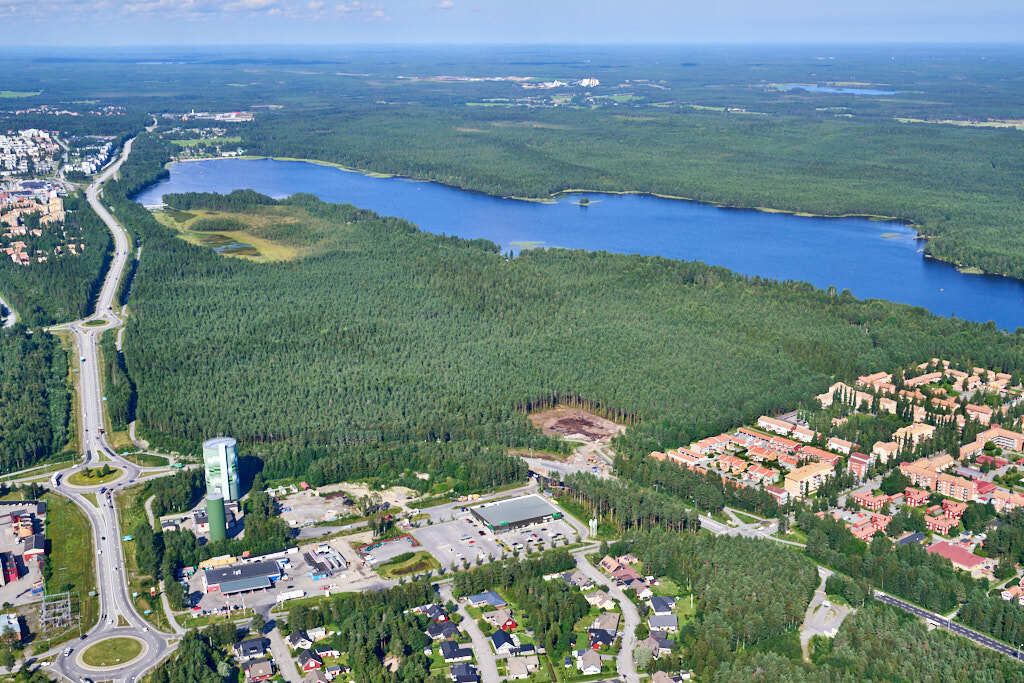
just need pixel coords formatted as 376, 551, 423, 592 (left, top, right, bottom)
528, 407, 625, 443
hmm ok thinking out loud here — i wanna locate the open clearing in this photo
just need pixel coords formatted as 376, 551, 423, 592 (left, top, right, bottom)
528, 406, 625, 443
151, 207, 300, 262
81, 636, 144, 667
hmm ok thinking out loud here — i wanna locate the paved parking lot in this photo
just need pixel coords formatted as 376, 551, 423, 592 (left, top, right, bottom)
0, 528, 43, 607
410, 515, 579, 569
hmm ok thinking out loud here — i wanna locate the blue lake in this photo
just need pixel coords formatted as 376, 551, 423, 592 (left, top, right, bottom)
775, 84, 898, 95
134, 158, 1024, 330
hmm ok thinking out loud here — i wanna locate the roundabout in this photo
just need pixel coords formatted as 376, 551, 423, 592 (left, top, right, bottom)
78, 635, 147, 669
67, 465, 123, 487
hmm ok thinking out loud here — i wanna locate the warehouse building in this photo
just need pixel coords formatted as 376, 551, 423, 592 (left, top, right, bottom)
203, 559, 281, 595
470, 494, 562, 532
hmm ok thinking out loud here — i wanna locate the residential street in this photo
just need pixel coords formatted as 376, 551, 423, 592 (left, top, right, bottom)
440, 583, 499, 683
573, 550, 640, 683
268, 625, 302, 682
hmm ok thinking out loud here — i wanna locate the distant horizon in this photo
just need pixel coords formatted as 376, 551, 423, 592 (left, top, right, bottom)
3, 41, 1024, 52
1, 0, 1022, 48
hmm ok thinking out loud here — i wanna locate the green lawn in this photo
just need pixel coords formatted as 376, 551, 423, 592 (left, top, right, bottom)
68, 467, 122, 486
120, 452, 170, 467
81, 636, 143, 667
42, 493, 98, 639
375, 551, 440, 579
83, 319, 106, 327
731, 509, 764, 525
114, 484, 172, 632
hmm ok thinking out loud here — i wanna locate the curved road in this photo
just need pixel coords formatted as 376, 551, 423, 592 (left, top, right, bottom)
39, 136, 178, 681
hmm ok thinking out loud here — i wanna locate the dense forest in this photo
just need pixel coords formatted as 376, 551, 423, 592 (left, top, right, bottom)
0, 192, 112, 326
0, 326, 70, 473
241, 105, 1024, 279
105, 136, 1024, 477
632, 530, 819, 676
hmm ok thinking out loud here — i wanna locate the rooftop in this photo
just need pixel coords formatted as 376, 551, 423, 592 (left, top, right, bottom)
470, 494, 560, 528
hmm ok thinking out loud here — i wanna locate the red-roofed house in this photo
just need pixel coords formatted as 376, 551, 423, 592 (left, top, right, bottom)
757, 416, 793, 436
764, 485, 789, 505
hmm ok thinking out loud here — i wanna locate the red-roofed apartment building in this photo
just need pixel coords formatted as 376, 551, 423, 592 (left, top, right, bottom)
848, 453, 872, 479
925, 515, 958, 535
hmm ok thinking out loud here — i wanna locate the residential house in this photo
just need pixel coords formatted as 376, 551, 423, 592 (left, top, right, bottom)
243, 659, 274, 682
314, 645, 340, 659
598, 555, 621, 573
482, 608, 517, 631
872, 441, 899, 463
506, 655, 539, 680
649, 596, 676, 616
989, 489, 1024, 514
466, 590, 506, 608
577, 649, 603, 675
307, 626, 328, 642
234, 637, 269, 661
426, 622, 461, 640
648, 614, 679, 632
638, 631, 675, 658
450, 662, 480, 683
288, 630, 313, 650
440, 640, 474, 663
490, 629, 517, 655
584, 590, 616, 611
592, 611, 620, 633
298, 650, 324, 673
588, 628, 615, 649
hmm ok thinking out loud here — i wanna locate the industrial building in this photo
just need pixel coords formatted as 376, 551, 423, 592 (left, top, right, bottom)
202, 559, 280, 595
203, 436, 241, 501
470, 494, 562, 532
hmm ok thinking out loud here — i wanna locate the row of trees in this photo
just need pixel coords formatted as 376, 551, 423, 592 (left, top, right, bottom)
561, 473, 702, 533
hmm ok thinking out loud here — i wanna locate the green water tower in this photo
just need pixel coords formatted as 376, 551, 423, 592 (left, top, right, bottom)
206, 493, 227, 544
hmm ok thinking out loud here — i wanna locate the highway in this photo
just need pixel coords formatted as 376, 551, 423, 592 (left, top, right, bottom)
40, 136, 178, 681
873, 591, 1024, 664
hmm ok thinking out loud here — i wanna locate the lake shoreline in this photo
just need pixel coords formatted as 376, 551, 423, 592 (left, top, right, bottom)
142, 156, 1024, 328
170, 155, 968, 276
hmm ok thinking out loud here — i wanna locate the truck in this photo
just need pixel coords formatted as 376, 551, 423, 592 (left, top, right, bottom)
275, 589, 305, 604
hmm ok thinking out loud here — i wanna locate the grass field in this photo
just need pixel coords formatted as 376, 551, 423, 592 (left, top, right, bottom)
152, 207, 300, 262
83, 319, 106, 327
170, 136, 242, 148
68, 467, 122, 486
120, 452, 170, 467
114, 484, 172, 632
375, 550, 439, 579
80, 636, 143, 667
42, 493, 98, 639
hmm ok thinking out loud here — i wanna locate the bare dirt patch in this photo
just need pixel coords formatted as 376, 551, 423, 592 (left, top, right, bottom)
528, 407, 625, 443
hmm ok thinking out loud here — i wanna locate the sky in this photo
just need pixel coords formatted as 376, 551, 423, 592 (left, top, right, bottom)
2, 0, 1023, 47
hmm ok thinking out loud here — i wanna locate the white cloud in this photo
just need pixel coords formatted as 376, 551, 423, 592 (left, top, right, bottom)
436, 0, 454, 8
